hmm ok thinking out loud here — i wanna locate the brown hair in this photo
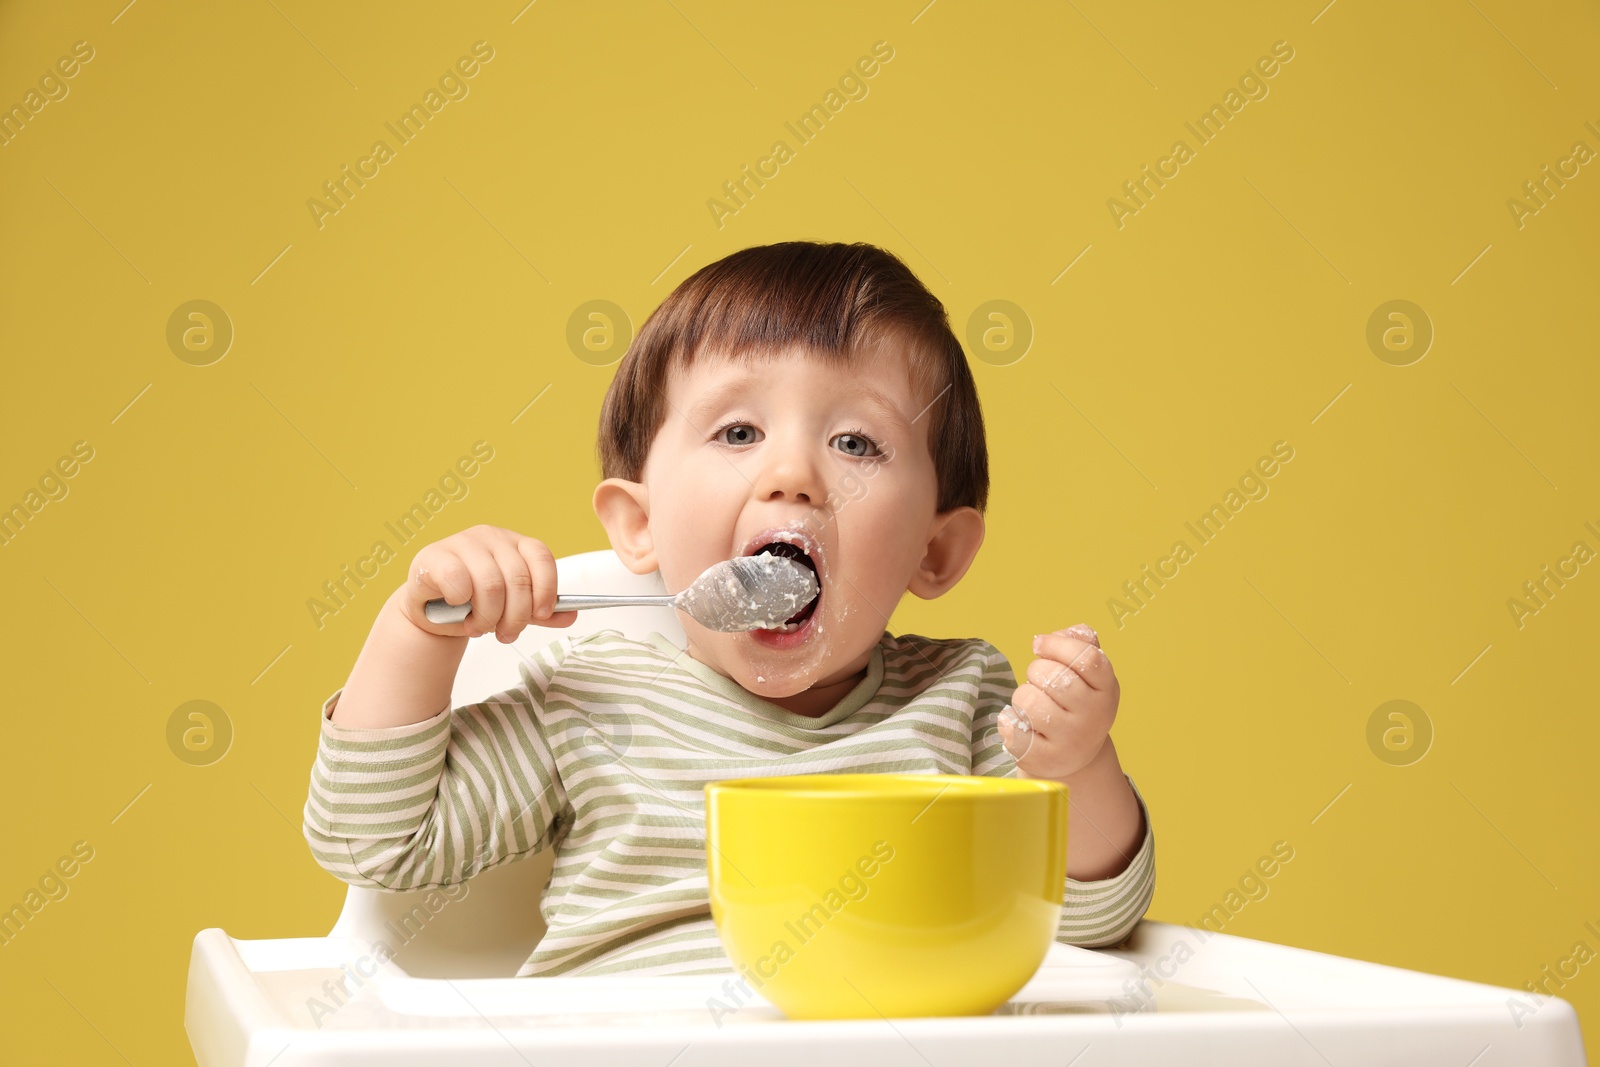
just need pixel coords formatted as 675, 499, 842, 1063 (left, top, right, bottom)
596, 241, 989, 513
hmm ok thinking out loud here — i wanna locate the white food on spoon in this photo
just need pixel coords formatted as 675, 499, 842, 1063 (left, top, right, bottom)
675, 552, 819, 631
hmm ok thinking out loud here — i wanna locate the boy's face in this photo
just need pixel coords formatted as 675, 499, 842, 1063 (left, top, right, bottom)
596, 343, 983, 705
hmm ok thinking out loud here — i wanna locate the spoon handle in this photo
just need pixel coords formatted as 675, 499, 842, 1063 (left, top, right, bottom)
422, 593, 676, 626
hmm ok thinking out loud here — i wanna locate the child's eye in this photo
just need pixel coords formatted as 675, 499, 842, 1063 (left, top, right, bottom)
716, 423, 763, 446
831, 431, 881, 458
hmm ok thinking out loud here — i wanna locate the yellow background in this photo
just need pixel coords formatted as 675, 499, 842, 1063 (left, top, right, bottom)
2, 0, 1597, 1061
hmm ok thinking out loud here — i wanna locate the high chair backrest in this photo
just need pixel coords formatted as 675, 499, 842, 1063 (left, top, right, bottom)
326, 549, 687, 978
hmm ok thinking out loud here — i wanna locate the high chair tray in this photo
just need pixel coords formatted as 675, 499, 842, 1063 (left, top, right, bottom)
185, 919, 1587, 1066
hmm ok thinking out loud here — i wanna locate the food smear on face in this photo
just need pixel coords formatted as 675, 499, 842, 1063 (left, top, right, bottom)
726, 519, 841, 700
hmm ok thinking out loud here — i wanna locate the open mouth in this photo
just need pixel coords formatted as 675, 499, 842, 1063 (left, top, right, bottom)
750, 540, 821, 631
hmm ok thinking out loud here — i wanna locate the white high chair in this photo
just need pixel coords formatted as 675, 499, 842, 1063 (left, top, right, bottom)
324, 548, 686, 980
184, 549, 1588, 1066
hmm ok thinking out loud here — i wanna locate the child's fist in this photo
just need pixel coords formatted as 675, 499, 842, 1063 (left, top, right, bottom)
397, 525, 578, 641
996, 623, 1120, 781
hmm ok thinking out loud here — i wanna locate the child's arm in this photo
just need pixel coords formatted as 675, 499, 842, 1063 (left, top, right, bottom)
324, 587, 472, 730
302, 645, 575, 889
1048, 738, 1147, 882
301, 526, 579, 889
973, 633, 1155, 948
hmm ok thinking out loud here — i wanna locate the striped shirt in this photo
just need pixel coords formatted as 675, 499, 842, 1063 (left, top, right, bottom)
302, 629, 1155, 977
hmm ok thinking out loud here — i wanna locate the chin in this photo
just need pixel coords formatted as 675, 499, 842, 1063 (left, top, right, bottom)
738, 664, 815, 698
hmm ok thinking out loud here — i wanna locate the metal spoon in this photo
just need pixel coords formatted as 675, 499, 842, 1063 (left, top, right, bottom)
422, 553, 820, 632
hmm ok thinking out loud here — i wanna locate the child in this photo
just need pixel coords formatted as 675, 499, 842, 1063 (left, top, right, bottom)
302, 241, 1154, 977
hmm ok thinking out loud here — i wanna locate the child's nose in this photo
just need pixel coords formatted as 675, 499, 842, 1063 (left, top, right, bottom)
754, 446, 826, 505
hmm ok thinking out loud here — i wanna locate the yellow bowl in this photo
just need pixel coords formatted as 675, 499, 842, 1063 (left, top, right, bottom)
704, 773, 1067, 1019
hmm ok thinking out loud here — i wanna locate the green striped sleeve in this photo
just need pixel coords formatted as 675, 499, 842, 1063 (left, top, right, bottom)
301, 636, 573, 891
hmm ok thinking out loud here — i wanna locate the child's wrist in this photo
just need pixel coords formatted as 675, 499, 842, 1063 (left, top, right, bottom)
1035, 733, 1114, 788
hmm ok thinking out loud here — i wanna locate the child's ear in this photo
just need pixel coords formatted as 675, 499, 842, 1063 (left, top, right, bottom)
593, 478, 657, 575
907, 506, 985, 599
